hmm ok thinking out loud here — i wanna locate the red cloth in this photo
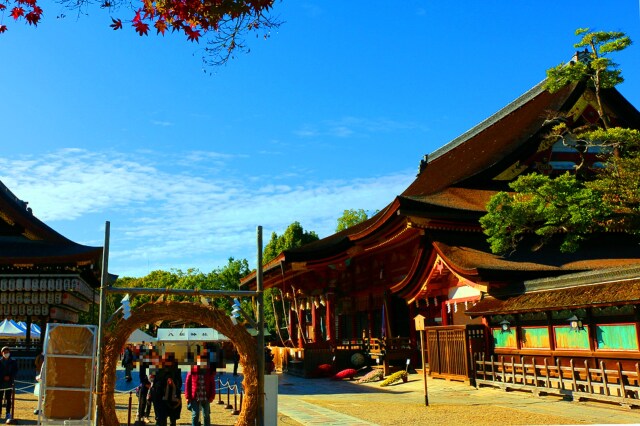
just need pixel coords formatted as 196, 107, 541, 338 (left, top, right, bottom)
184, 367, 216, 403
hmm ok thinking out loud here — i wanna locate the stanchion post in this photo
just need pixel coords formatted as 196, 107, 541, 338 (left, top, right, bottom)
127, 391, 133, 426
232, 386, 239, 415
9, 383, 15, 424
217, 379, 224, 405
226, 386, 232, 409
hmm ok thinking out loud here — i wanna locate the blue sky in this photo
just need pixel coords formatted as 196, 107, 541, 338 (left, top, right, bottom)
1, 1, 639, 277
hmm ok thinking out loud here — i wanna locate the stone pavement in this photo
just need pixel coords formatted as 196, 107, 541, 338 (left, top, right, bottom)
275, 372, 640, 425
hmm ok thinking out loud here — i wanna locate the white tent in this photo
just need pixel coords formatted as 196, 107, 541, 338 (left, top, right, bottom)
0, 319, 26, 338
127, 328, 156, 343
17, 321, 41, 339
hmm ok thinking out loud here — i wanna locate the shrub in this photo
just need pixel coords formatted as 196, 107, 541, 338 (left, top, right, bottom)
355, 369, 384, 384
379, 370, 408, 387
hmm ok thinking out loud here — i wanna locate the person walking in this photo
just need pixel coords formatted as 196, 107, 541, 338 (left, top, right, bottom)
33, 351, 44, 415
122, 345, 134, 382
0, 347, 18, 424
184, 355, 215, 426
232, 347, 240, 376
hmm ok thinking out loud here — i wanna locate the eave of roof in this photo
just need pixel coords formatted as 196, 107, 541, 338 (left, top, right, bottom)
0, 237, 103, 265
0, 180, 72, 243
430, 230, 640, 280
466, 273, 640, 316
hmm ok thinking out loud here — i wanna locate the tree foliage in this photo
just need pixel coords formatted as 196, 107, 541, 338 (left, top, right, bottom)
1, 0, 281, 66
104, 258, 250, 328
263, 221, 319, 263
335, 208, 374, 232
481, 28, 639, 255
262, 221, 319, 337
545, 28, 631, 127
480, 173, 610, 254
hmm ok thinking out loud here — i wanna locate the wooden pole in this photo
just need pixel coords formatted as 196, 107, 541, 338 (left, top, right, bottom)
256, 226, 265, 426
420, 329, 429, 406
94, 220, 110, 426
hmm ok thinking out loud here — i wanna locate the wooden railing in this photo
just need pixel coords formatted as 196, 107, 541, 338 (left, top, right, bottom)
368, 337, 412, 356
474, 354, 640, 408
335, 339, 366, 351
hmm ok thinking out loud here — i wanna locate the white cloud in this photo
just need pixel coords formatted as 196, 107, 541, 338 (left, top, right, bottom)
0, 149, 414, 277
295, 116, 429, 139
150, 120, 174, 127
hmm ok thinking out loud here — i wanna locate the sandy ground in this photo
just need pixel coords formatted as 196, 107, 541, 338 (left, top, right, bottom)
9, 372, 640, 425
11, 390, 590, 426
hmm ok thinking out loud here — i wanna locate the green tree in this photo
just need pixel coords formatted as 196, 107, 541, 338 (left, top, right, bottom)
481, 28, 639, 255
261, 222, 319, 336
545, 28, 631, 128
263, 222, 319, 263
335, 208, 373, 232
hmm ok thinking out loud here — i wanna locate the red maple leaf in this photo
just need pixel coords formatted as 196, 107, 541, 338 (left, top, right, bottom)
110, 17, 122, 30
184, 27, 200, 43
11, 7, 25, 20
154, 19, 167, 35
133, 20, 149, 36
25, 11, 41, 25
0, 25, 7, 33
0, 4, 6, 11
171, 19, 184, 32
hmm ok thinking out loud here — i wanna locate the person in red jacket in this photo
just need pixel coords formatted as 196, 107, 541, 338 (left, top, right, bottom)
184, 355, 216, 426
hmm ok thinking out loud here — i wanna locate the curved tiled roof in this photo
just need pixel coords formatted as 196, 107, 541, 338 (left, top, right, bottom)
466, 265, 640, 315
0, 180, 103, 270
431, 230, 640, 280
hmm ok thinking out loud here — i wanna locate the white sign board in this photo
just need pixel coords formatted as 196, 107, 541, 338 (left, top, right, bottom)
156, 328, 227, 342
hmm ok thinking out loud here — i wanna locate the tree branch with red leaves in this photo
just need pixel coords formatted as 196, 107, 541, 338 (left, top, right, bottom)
0, 0, 281, 66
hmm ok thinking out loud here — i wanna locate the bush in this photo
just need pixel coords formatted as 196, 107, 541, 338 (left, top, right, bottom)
380, 370, 408, 387
355, 369, 384, 384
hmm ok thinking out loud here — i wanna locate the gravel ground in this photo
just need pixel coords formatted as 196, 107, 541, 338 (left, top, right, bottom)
301, 398, 588, 425
10, 372, 640, 425
14, 390, 585, 426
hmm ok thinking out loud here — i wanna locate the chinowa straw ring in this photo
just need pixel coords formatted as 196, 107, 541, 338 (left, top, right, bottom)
98, 300, 258, 426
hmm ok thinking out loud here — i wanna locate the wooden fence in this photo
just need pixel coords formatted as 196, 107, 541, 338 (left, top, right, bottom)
474, 354, 640, 408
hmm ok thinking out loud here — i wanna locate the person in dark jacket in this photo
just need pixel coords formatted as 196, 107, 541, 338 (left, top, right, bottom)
149, 353, 182, 426
135, 347, 154, 425
0, 347, 18, 423
184, 355, 216, 426
122, 345, 134, 382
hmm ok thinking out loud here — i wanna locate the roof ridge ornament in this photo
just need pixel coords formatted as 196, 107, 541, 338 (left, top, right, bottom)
417, 154, 428, 176
570, 48, 591, 66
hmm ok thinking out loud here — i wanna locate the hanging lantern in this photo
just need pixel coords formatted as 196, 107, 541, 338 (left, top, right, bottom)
500, 320, 511, 333
567, 315, 583, 332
